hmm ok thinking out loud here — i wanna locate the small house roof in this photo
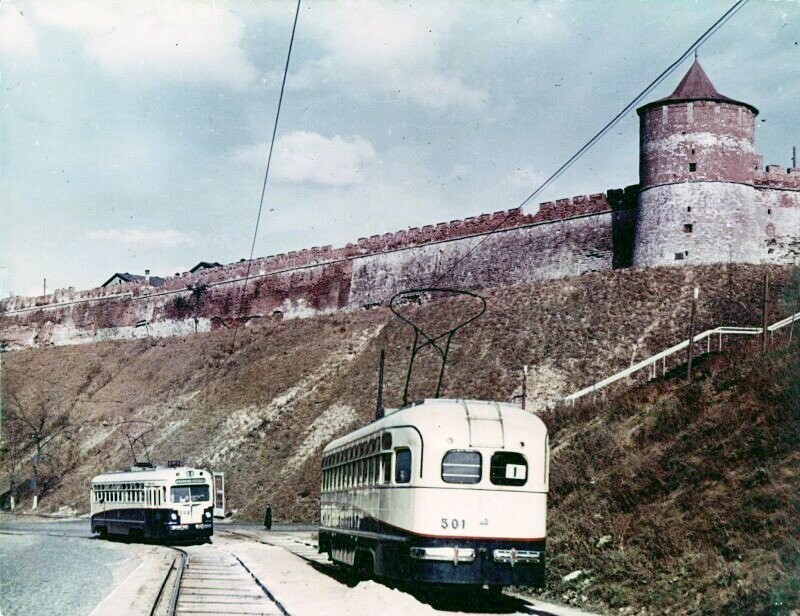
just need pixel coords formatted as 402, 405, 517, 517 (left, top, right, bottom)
100, 272, 166, 288
189, 261, 223, 274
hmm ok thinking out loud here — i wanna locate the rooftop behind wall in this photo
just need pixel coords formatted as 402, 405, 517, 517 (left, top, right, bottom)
1, 188, 633, 314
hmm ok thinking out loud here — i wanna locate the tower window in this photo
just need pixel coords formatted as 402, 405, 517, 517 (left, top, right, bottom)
687, 206, 692, 212
691, 148, 695, 155
683, 224, 693, 233
675, 252, 684, 261
767, 209, 772, 215
689, 163, 697, 172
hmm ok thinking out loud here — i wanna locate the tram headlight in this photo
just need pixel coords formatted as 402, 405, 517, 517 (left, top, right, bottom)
203, 510, 212, 520
170, 512, 178, 522
410, 546, 476, 563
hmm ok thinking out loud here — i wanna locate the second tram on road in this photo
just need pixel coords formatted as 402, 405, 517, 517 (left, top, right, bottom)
318, 398, 549, 588
91, 463, 214, 541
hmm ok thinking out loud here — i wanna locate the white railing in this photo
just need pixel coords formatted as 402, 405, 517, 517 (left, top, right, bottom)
563, 311, 800, 405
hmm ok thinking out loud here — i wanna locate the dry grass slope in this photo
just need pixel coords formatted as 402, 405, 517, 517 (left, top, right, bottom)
541, 342, 800, 615
1, 264, 798, 614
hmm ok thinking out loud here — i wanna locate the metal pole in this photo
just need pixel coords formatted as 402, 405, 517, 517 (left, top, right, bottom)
687, 287, 699, 380
375, 349, 385, 421
762, 272, 769, 354
43, 278, 47, 296
0, 348, 3, 448
793, 145, 797, 169
521, 365, 528, 410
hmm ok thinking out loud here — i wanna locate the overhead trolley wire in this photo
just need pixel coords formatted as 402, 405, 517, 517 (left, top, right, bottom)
230, 0, 302, 349
424, 0, 750, 290
373, 0, 751, 402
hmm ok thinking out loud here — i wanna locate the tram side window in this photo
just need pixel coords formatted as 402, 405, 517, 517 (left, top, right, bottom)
490, 452, 528, 486
442, 450, 482, 484
395, 448, 411, 484
381, 453, 392, 484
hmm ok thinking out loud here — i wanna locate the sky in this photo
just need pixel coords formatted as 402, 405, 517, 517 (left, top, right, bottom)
1, 0, 798, 297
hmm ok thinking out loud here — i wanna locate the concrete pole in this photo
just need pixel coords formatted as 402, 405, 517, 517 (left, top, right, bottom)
0, 348, 3, 448
687, 287, 699, 380
522, 365, 528, 411
762, 272, 769, 354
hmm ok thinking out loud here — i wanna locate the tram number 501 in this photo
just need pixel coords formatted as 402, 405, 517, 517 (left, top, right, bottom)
441, 518, 466, 530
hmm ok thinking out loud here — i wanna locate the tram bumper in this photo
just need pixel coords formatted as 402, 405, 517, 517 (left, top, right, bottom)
167, 522, 213, 535
166, 507, 214, 537
408, 538, 546, 587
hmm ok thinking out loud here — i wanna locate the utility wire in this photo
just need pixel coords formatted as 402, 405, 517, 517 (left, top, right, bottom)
230, 0, 302, 349
426, 0, 750, 289
376, 0, 750, 403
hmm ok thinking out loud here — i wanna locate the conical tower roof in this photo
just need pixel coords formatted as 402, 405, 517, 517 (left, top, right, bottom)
637, 59, 758, 115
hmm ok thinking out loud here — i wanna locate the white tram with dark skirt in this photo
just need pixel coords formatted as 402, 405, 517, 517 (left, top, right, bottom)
319, 398, 549, 588
90, 464, 214, 541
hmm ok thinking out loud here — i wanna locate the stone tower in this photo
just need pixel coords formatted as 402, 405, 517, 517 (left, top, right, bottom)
632, 60, 765, 266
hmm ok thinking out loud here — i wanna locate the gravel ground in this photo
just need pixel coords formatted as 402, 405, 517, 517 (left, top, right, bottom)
0, 531, 143, 616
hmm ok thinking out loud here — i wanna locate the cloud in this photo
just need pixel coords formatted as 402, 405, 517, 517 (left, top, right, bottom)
233, 131, 377, 187
34, 0, 255, 89
0, 3, 39, 57
87, 228, 194, 247
289, 2, 487, 110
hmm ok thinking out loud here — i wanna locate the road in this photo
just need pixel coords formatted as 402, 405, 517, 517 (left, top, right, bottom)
0, 515, 598, 616
0, 516, 149, 616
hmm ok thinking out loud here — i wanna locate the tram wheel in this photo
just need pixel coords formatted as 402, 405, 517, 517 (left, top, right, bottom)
98, 527, 108, 540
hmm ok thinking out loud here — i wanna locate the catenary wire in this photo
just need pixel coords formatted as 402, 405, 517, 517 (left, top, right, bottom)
230, 0, 302, 349
425, 0, 750, 290
374, 0, 751, 401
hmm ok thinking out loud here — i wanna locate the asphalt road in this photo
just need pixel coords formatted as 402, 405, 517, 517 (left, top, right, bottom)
0, 516, 138, 616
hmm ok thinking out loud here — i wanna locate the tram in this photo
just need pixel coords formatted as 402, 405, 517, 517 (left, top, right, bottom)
318, 398, 549, 588
90, 463, 214, 541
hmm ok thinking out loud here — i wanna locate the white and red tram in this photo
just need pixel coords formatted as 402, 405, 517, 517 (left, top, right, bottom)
319, 398, 549, 588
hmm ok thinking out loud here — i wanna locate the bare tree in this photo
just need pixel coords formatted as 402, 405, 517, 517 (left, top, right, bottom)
3, 388, 77, 505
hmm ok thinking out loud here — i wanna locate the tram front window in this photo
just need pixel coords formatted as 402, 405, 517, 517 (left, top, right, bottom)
395, 448, 411, 484
171, 485, 211, 503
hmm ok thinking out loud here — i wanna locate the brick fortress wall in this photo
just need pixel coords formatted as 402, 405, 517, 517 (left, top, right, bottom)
0, 188, 638, 348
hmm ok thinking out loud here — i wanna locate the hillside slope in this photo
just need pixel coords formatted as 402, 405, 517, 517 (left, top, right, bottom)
542, 341, 799, 615
0, 263, 795, 526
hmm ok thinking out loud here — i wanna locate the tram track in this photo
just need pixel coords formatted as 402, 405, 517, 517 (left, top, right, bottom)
149, 546, 186, 616
152, 541, 288, 616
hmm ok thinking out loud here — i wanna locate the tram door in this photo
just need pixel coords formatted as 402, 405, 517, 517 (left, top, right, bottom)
213, 472, 225, 518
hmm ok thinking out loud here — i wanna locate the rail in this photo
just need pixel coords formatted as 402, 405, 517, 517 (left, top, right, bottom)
563, 310, 800, 405
149, 547, 187, 616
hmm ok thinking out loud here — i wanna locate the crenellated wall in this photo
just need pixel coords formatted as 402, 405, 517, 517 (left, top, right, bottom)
0, 189, 637, 348
639, 100, 761, 187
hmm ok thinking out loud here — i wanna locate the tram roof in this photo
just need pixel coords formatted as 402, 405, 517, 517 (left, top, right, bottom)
324, 398, 546, 452
91, 465, 211, 484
